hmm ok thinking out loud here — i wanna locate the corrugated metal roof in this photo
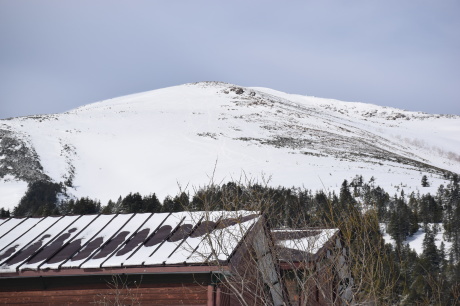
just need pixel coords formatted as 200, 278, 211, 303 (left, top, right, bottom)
0, 211, 259, 275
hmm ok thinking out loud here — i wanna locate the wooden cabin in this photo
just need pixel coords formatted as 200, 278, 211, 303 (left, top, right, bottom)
0, 211, 287, 305
272, 228, 353, 305
0, 212, 350, 305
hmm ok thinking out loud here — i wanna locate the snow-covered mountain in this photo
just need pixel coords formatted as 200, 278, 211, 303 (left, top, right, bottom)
1, 82, 459, 210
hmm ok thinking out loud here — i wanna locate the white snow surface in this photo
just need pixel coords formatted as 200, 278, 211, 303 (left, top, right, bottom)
62, 213, 132, 269
1, 82, 459, 209
0, 217, 43, 249
39, 214, 117, 270
0, 211, 259, 273
18, 215, 99, 272
0, 217, 25, 234
274, 229, 339, 255
102, 212, 174, 268
0, 216, 79, 273
380, 223, 452, 255
80, 213, 152, 269
0, 176, 28, 211
0, 216, 61, 256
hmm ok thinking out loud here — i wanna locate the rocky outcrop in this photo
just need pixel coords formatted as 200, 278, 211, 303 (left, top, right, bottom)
0, 128, 49, 183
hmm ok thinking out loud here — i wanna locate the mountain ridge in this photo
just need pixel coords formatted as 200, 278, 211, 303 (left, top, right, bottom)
1, 82, 459, 209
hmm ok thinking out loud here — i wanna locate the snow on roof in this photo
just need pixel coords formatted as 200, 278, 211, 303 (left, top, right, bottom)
0, 211, 259, 275
272, 228, 339, 261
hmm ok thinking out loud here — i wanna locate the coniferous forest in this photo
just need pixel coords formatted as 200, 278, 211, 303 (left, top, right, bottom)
1, 173, 460, 304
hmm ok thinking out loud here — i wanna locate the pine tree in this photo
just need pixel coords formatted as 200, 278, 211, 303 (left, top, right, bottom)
442, 174, 460, 261
372, 186, 389, 222
409, 209, 419, 236
0, 208, 10, 218
339, 179, 356, 208
162, 196, 176, 212
421, 175, 430, 187
71, 197, 101, 214
102, 200, 115, 214
143, 194, 161, 213
13, 180, 61, 216
114, 196, 123, 213
421, 228, 441, 273
121, 192, 144, 213
387, 194, 414, 245
439, 242, 447, 273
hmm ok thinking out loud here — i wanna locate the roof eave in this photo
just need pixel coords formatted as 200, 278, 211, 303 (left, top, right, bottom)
0, 264, 231, 278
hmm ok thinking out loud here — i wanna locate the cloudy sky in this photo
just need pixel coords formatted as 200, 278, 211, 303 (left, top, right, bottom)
1, 0, 459, 119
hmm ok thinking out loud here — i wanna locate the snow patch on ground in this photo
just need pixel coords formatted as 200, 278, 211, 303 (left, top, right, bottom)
0, 175, 28, 211
380, 223, 452, 255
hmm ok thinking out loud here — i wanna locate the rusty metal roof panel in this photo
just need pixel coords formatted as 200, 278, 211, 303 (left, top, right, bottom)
79, 213, 153, 269
0, 217, 44, 251
17, 214, 99, 272
139, 211, 206, 266
100, 212, 168, 268
0, 216, 64, 268
39, 214, 118, 270
59, 213, 134, 269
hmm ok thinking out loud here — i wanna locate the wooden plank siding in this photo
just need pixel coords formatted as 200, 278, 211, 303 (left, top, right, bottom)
0, 285, 208, 305
0, 274, 212, 305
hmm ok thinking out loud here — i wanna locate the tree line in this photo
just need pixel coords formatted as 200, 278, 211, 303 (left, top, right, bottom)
1, 173, 459, 304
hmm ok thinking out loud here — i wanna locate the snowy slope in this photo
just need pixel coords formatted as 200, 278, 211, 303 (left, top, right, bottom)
380, 223, 452, 255
1, 82, 459, 210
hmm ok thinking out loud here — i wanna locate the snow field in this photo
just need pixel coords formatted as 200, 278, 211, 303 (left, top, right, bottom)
0, 82, 458, 210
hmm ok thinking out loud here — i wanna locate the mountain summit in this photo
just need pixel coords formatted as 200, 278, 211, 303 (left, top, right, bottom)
1, 82, 459, 209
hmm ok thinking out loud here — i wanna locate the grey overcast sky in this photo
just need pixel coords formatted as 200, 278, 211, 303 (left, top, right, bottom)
0, 0, 459, 119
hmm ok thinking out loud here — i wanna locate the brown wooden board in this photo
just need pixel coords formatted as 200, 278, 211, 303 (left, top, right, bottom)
0, 273, 211, 292
0, 284, 209, 305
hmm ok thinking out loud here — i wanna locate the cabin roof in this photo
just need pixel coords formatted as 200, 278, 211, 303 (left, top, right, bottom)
272, 228, 339, 262
0, 211, 259, 277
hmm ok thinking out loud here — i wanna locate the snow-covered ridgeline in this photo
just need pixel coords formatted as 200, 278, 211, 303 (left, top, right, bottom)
0, 82, 459, 210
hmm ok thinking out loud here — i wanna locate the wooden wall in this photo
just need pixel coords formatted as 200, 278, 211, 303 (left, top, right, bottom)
0, 273, 211, 305
0, 284, 208, 305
